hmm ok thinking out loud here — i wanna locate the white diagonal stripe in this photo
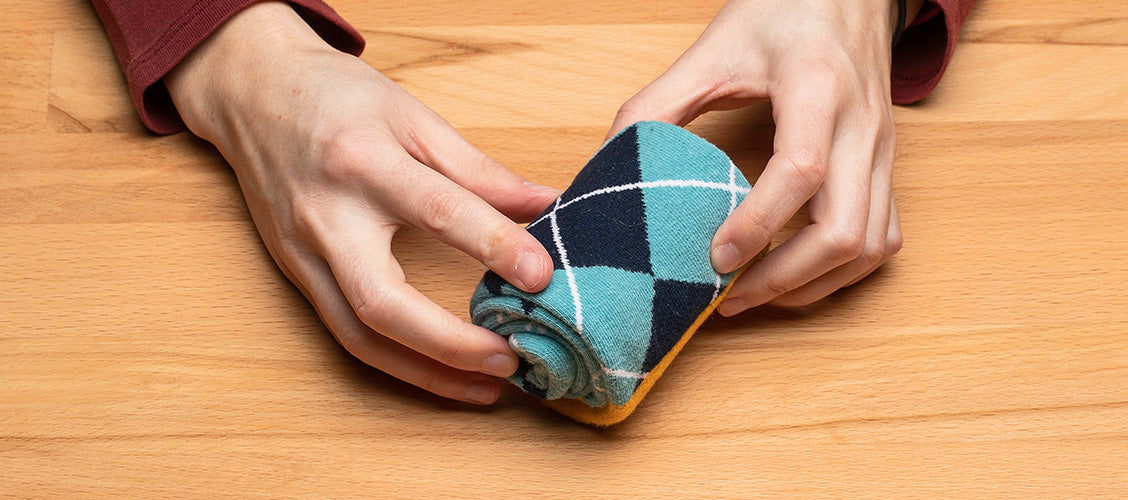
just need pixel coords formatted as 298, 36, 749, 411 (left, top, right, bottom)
526, 179, 751, 230
727, 160, 739, 215
548, 199, 583, 334
524, 172, 751, 367
713, 159, 743, 300
602, 366, 649, 379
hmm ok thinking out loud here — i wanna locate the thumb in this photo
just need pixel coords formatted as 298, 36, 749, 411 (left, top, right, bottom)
606, 56, 717, 141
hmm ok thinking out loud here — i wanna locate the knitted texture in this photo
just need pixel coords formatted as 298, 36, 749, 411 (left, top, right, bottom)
469, 121, 751, 425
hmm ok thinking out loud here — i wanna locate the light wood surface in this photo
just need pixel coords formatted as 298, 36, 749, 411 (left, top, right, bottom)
3, 1, 1127, 497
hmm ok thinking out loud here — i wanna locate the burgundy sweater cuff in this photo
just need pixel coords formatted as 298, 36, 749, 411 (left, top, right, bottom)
891, 0, 977, 104
91, 0, 365, 134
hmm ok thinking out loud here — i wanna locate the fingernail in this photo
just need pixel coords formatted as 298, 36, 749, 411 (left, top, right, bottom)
711, 242, 743, 274
465, 380, 499, 405
524, 181, 562, 197
717, 297, 746, 317
483, 353, 518, 377
514, 252, 543, 291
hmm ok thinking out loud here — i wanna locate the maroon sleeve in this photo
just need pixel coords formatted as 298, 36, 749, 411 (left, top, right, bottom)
891, 0, 978, 104
90, 0, 365, 134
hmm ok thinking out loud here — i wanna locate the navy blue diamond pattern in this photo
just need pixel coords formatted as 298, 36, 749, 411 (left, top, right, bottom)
643, 279, 719, 372
561, 126, 643, 205
519, 122, 746, 387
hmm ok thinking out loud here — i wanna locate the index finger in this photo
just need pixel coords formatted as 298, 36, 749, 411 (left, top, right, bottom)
709, 81, 838, 273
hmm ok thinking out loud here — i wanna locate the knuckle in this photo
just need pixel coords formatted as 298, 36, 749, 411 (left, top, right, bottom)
433, 339, 468, 369
481, 218, 511, 251
859, 239, 887, 268
761, 279, 794, 300
414, 370, 443, 396
614, 100, 641, 122
824, 224, 867, 261
725, 208, 775, 253
887, 230, 905, 256
327, 323, 363, 359
272, 232, 313, 282
781, 148, 828, 193
351, 285, 396, 335
610, 114, 638, 134
286, 191, 325, 243
745, 213, 776, 249
260, 206, 312, 264
416, 188, 465, 238
482, 221, 531, 269
316, 131, 373, 184
613, 96, 650, 129
273, 226, 303, 257
474, 151, 503, 178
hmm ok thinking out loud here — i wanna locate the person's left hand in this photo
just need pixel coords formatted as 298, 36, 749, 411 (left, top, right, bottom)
606, 0, 907, 313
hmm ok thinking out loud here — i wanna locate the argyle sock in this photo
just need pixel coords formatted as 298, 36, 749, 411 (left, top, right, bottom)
469, 121, 753, 426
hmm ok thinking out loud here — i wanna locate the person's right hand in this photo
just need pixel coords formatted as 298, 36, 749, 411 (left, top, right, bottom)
165, 1, 560, 405
606, 0, 912, 313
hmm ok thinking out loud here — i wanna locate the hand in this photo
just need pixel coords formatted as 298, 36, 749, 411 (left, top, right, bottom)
608, 0, 916, 313
165, 2, 559, 404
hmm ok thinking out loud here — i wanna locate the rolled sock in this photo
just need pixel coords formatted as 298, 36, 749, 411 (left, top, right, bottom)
470, 121, 752, 426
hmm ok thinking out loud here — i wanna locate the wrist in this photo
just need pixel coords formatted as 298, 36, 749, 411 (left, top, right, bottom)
165, 1, 335, 141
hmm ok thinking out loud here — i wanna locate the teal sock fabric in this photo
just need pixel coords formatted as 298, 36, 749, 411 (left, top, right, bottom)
470, 121, 751, 421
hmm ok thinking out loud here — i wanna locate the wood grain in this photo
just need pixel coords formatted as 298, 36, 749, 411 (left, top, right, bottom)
2, 0, 1126, 497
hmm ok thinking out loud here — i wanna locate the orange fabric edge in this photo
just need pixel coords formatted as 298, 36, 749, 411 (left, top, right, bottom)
545, 253, 760, 426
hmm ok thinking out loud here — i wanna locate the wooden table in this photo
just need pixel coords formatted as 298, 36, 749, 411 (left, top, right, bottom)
3, 1, 1126, 496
